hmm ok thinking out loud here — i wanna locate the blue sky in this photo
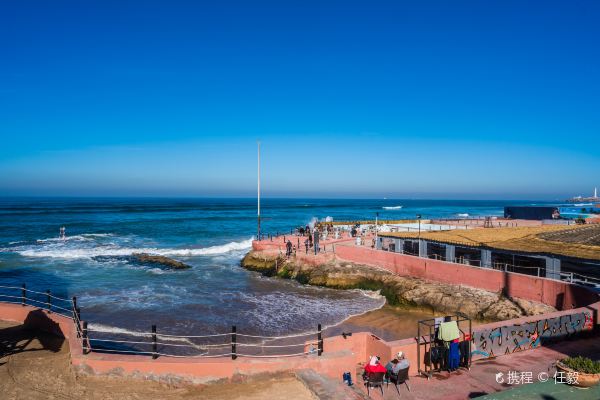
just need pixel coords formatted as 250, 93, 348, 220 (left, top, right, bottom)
1, 1, 599, 199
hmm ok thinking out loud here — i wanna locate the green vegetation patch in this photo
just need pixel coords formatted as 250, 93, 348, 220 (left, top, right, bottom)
561, 356, 600, 374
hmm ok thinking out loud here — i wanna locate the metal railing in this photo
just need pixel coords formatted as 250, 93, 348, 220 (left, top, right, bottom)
490, 262, 542, 277
85, 324, 324, 359
0, 282, 325, 360
559, 272, 600, 288
0, 283, 74, 319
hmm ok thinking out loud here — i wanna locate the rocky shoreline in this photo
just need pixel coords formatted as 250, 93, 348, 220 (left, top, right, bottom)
241, 249, 556, 321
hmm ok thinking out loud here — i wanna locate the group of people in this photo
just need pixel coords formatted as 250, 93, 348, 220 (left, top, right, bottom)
293, 224, 323, 255
362, 352, 410, 382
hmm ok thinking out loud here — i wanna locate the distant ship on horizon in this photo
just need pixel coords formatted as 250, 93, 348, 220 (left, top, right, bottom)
566, 187, 600, 204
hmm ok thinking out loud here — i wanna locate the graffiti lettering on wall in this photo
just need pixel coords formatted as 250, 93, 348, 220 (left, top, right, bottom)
471, 311, 593, 359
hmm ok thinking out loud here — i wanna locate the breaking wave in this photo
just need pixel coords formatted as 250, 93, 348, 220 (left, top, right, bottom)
88, 323, 208, 350
36, 233, 114, 243
89, 322, 152, 338
2, 236, 253, 259
382, 205, 403, 210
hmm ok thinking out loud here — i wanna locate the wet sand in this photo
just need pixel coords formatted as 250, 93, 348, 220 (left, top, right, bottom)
325, 305, 485, 342
0, 320, 315, 400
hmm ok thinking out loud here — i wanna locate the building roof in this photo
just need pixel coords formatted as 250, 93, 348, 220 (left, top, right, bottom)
379, 224, 600, 261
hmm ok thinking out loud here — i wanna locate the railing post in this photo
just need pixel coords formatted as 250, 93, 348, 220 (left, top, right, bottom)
46, 290, 52, 313
82, 321, 89, 354
152, 325, 158, 359
72, 296, 80, 337
21, 283, 26, 306
231, 325, 237, 360
317, 324, 323, 356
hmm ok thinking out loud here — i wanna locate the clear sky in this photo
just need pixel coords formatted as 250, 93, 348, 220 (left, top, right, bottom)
1, 1, 599, 199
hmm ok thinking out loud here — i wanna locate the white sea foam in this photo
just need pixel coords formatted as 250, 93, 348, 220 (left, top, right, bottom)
382, 206, 403, 210
5, 237, 253, 259
457, 213, 470, 217
88, 322, 208, 349
89, 322, 152, 337
234, 287, 386, 335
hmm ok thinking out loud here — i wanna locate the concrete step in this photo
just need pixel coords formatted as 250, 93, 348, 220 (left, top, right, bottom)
295, 369, 368, 400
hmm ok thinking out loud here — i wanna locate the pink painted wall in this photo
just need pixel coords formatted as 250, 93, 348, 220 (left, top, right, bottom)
1, 298, 598, 381
334, 245, 598, 310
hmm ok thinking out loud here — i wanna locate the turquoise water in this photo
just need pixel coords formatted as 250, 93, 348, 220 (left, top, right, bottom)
0, 198, 520, 337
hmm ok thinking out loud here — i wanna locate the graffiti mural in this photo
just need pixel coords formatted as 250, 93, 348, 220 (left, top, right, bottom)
471, 310, 594, 360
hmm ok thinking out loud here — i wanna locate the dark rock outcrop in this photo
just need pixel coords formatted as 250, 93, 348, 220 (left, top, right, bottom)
132, 253, 192, 269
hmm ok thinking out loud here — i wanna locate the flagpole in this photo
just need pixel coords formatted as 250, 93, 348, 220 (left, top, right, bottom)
257, 141, 261, 241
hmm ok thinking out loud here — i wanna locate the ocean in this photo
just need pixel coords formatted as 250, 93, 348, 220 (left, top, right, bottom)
0, 198, 522, 339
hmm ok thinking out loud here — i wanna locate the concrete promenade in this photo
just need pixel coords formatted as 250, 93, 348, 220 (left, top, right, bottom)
356, 334, 600, 400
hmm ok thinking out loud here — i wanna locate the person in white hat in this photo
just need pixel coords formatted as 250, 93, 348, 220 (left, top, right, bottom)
397, 351, 410, 369
386, 351, 410, 376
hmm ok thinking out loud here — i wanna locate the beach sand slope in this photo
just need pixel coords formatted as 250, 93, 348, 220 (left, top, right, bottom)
0, 321, 315, 400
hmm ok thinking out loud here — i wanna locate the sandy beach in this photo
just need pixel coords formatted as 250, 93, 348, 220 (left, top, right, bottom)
0, 320, 315, 400
326, 305, 485, 342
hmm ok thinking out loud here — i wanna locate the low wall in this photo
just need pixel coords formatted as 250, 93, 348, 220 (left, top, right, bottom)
1, 302, 598, 381
0, 303, 363, 383
334, 244, 599, 310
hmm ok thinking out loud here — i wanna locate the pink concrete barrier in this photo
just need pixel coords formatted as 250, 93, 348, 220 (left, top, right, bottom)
333, 244, 599, 310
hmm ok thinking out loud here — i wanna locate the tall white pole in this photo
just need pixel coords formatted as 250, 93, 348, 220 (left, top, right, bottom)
375, 212, 378, 247
257, 141, 261, 240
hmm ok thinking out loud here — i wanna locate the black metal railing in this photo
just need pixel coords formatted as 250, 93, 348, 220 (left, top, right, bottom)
0, 282, 324, 360
84, 323, 323, 359
0, 283, 74, 318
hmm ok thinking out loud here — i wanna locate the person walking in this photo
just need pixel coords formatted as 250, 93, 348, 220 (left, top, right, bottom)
313, 229, 320, 255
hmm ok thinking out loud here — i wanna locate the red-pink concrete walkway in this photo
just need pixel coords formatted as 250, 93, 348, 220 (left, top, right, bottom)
357, 334, 600, 400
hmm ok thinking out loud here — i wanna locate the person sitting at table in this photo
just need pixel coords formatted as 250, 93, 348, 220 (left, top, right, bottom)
363, 355, 387, 380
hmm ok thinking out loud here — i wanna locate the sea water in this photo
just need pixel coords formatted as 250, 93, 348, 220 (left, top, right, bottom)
0, 198, 519, 338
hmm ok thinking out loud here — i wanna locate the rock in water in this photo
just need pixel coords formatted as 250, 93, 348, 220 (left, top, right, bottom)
132, 253, 192, 269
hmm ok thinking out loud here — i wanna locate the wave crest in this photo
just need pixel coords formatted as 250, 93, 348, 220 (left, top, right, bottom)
382, 206, 403, 210
3, 236, 253, 260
